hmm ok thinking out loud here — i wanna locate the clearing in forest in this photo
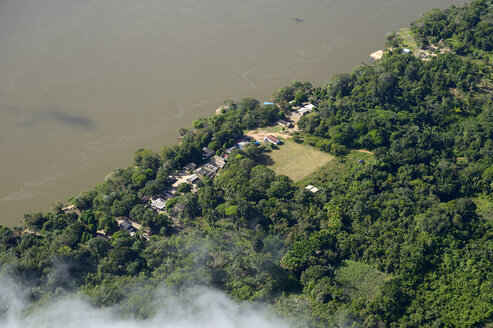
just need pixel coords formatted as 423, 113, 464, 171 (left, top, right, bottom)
335, 260, 388, 301
395, 27, 418, 50
267, 139, 334, 182
473, 195, 493, 224
297, 150, 374, 187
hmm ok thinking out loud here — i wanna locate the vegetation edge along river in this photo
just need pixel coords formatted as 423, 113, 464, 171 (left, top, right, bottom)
1, 0, 492, 327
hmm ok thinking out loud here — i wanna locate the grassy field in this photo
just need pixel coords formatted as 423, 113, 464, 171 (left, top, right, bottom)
335, 260, 388, 301
267, 139, 335, 182
473, 195, 493, 224
396, 27, 418, 50
255, 125, 285, 133
297, 150, 373, 187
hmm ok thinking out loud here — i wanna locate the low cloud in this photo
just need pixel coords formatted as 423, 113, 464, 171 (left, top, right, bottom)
0, 276, 289, 328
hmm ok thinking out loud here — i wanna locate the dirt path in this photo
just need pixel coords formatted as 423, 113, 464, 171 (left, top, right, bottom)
245, 130, 292, 140
350, 148, 374, 155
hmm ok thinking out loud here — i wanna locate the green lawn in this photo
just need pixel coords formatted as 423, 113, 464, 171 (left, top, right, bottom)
267, 139, 334, 181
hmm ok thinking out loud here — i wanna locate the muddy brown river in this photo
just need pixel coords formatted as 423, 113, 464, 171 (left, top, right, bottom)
0, 0, 464, 226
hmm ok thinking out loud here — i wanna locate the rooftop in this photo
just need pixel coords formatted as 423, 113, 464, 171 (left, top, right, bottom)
278, 119, 294, 127
186, 174, 199, 183
238, 141, 250, 148
202, 147, 215, 159
225, 146, 237, 154
305, 185, 319, 193
184, 162, 196, 171
194, 167, 212, 178
203, 163, 219, 173
298, 107, 311, 115
120, 220, 136, 232
209, 156, 226, 168
265, 135, 281, 144
151, 198, 166, 210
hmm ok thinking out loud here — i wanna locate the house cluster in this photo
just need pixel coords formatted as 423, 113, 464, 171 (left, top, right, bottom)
115, 218, 151, 239
194, 148, 226, 179
222, 137, 260, 160
292, 103, 317, 119
149, 147, 226, 212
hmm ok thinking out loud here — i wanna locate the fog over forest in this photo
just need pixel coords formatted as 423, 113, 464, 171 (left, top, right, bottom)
0, 275, 289, 328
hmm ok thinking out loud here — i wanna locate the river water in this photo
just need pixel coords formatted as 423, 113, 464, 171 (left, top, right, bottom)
0, 0, 464, 226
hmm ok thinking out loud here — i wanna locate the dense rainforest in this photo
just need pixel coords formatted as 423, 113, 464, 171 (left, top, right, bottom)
1, 1, 492, 327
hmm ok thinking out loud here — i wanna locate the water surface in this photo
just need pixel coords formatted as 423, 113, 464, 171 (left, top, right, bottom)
0, 0, 464, 225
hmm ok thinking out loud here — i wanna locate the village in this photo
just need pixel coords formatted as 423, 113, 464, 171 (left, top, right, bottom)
85, 26, 460, 241
91, 101, 322, 240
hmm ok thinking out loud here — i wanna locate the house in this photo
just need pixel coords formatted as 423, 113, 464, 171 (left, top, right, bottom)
120, 220, 136, 233
297, 107, 311, 116
183, 162, 196, 172
194, 167, 207, 176
216, 106, 228, 114
237, 141, 250, 149
305, 185, 319, 193
203, 163, 219, 174
186, 174, 199, 184
297, 104, 316, 117
208, 156, 226, 169
151, 198, 166, 211
195, 167, 215, 179
426, 45, 437, 52
402, 48, 411, 54
225, 146, 237, 154
163, 192, 175, 200
265, 135, 281, 145
202, 147, 215, 160
62, 205, 75, 212
278, 119, 294, 128
291, 112, 302, 119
